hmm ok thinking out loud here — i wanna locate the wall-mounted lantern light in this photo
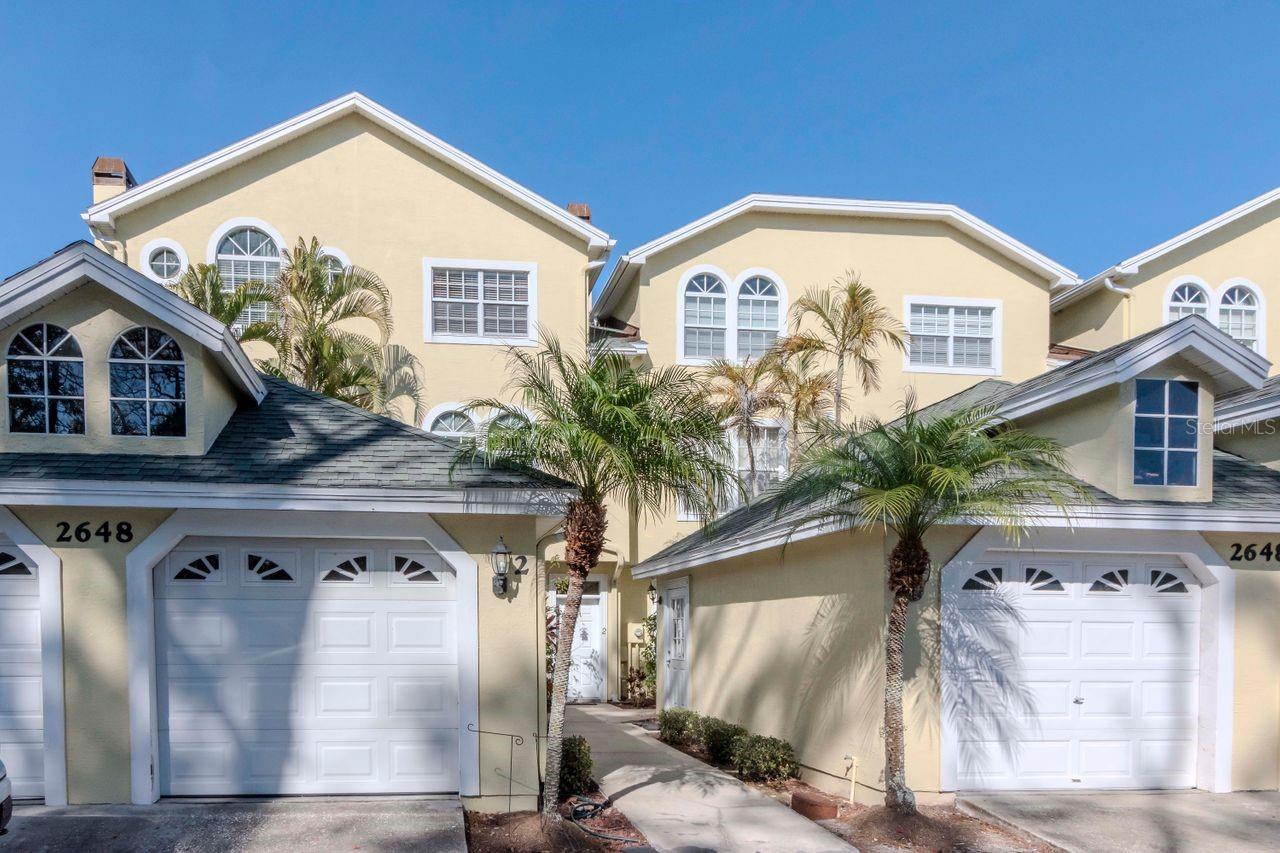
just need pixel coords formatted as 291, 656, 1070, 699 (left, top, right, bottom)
647, 581, 659, 606
489, 536, 528, 595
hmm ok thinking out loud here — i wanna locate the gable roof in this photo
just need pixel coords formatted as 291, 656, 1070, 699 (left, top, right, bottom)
81, 92, 614, 259
1052, 184, 1280, 311
0, 241, 265, 402
0, 375, 574, 507
593, 193, 1079, 317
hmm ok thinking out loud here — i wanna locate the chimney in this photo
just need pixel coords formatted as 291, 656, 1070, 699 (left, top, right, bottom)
91, 156, 136, 204
566, 202, 592, 223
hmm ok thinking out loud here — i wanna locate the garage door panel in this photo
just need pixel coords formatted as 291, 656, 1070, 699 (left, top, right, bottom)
156, 540, 460, 796
947, 551, 1201, 791
0, 551, 43, 799
0, 729, 43, 799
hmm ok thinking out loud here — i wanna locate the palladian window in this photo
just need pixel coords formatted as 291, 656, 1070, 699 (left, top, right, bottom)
109, 327, 186, 437
6, 323, 84, 434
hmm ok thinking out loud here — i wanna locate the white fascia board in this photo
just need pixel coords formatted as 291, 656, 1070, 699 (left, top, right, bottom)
0, 244, 265, 401
0, 479, 575, 516
81, 93, 613, 255
1213, 394, 1280, 430
632, 501, 1280, 578
999, 323, 1268, 422
595, 194, 1077, 318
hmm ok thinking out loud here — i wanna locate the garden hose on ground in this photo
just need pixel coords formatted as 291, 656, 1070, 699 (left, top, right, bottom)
568, 795, 647, 846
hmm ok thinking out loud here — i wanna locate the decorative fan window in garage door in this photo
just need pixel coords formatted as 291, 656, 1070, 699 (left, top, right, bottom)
245, 552, 295, 582
1023, 566, 1065, 592
0, 551, 33, 576
173, 553, 220, 582
320, 552, 369, 583
961, 566, 1003, 590
1089, 567, 1129, 592
393, 553, 442, 584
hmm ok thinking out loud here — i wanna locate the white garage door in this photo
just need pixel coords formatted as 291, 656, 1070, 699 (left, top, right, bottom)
0, 547, 42, 799
156, 538, 460, 796
944, 551, 1200, 791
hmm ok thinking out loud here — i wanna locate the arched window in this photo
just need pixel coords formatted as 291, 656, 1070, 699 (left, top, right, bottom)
322, 254, 344, 285
6, 323, 84, 434
1218, 285, 1259, 351
1166, 282, 1209, 322
109, 327, 186, 437
215, 227, 280, 326
736, 276, 780, 360
683, 273, 727, 359
429, 409, 475, 436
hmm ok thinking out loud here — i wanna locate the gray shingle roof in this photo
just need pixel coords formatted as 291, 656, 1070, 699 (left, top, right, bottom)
1217, 373, 1280, 408
0, 376, 572, 491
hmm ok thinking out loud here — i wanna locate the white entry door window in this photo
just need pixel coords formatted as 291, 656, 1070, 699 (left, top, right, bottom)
0, 546, 43, 799
663, 581, 689, 708
944, 552, 1200, 791
550, 577, 607, 703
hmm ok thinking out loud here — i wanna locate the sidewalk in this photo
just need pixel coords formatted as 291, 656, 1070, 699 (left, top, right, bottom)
567, 704, 853, 852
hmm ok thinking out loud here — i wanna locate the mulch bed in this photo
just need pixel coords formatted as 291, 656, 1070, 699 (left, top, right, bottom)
465, 788, 648, 852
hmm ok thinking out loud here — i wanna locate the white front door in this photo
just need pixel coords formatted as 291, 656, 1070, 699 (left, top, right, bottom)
550, 577, 607, 703
0, 547, 42, 799
944, 551, 1201, 790
155, 538, 460, 795
662, 581, 689, 708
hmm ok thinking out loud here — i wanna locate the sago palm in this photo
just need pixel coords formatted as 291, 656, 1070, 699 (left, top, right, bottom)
169, 263, 277, 344
702, 357, 786, 502
783, 271, 905, 424
767, 348, 836, 465
772, 396, 1087, 814
459, 335, 734, 817
260, 238, 425, 422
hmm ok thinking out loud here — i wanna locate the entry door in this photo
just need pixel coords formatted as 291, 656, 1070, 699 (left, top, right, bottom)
0, 547, 42, 799
550, 578, 607, 703
663, 582, 689, 708
944, 551, 1201, 790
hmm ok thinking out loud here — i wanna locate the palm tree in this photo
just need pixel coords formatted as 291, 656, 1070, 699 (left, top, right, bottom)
783, 272, 905, 424
767, 348, 836, 465
260, 238, 426, 422
460, 336, 735, 817
169, 263, 277, 344
772, 397, 1088, 814
702, 357, 785, 503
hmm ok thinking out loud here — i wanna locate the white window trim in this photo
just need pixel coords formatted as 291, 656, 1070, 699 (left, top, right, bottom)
676, 265, 790, 365
1163, 275, 1212, 324
204, 216, 287, 264
902, 295, 1003, 376
318, 245, 351, 269
1160, 275, 1267, 357
423, 401, 478, 436
422, 257, 539, 347
140, 238, 188, 285
1132, 378, 1200, 488
676, 418, 788, 522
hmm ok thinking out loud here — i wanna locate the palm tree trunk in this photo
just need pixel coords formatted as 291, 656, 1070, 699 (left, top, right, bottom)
788, 409, 800, 470
542, 498, 608, 818
883, 535, 930, 814
743, 424, 757, 503
833, 355, 846, 426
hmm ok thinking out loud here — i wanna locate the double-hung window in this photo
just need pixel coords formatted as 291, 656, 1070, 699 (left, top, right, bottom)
1133, 378, 1198, 486
906, 299, 999, 373
427, 261, 535, 342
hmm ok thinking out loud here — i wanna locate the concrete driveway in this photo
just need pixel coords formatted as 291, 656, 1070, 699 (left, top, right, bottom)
0, 797, 465, 852
961, 790, 1280, 852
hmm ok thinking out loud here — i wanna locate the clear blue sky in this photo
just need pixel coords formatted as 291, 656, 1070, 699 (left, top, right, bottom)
3, 1, 1280, 291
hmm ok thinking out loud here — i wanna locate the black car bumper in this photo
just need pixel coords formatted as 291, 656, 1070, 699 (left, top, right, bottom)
1, 794, 11, 830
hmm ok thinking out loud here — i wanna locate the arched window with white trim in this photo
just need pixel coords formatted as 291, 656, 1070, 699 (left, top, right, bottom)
1166, 282, 1209, 322
683, 273, 727, 359
7, 323, 84, 434
109, 327, 186, 437
1218, 285, 1259, 351
736, 276, 780, 360
429, 409, 475, 436
215, 227, 280, 327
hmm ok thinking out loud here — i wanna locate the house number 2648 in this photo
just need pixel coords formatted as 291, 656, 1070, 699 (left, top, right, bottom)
55, 521, 134, 544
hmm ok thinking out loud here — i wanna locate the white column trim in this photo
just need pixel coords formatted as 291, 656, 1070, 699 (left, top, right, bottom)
0, 508, 67, 806
938, 527, 1233, 794
125, 509, 483, 803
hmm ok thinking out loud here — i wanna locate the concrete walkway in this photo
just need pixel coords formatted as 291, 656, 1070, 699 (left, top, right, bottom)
567, 704, 852, 852
0, 797, 465, 852
961, 790, 1280, 853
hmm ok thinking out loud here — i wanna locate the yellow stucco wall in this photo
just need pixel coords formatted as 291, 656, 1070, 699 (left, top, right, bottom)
100, 112, 596, 422
612, 210, 1057, 559
0, 285, 243, 455
1052, 201, 1280, 370
11, 505, 172, 804
1217, 421, 1280, 470
665, 525, 974, 804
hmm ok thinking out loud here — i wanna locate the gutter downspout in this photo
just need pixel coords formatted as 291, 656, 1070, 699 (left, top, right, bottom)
1103, 274, 1134, 339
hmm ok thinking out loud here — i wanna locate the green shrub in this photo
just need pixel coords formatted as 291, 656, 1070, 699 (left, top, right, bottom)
559, 735, 593, 798
732, 734, 799, 782
657, 707, 701, 746
699, 717, 748, 765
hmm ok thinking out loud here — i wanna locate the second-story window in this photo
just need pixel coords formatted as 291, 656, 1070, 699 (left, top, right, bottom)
907, 300, 997, 372
1166, 282, 1209, 321
683, 273, 727, 359
1133, 378, 1198, 486
430, 267, 530, 338
216, 227, 280, 327
1217, 285, 1259, 351
6, 323, 84, 434
736, 276, 780, 360
109, 327, 186, 437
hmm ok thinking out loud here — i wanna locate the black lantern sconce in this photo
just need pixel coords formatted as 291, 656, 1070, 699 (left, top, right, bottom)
490, 536, 528, 595
647, 581, 659, 606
